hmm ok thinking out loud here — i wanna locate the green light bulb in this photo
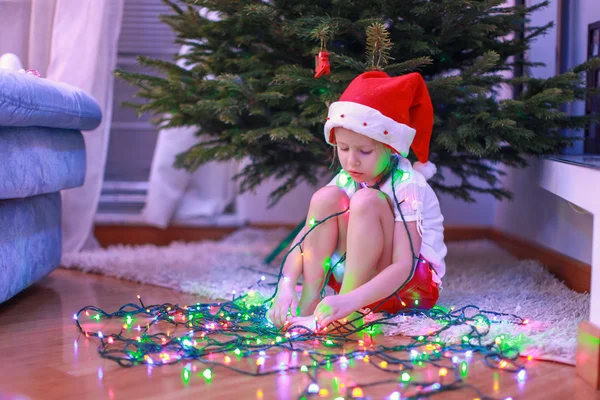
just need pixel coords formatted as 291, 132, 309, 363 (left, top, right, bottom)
202, 368, 212, 381
338, 171, 350, 187
461, 361, 468, 377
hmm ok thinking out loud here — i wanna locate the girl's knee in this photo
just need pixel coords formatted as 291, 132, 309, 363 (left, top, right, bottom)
310, 186, 349, 213
349, 188, 387, 214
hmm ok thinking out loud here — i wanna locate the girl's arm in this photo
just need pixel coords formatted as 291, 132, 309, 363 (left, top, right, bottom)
349, 221, 422, 309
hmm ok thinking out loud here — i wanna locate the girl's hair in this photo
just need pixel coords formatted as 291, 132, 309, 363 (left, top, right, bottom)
378, 142, 393, 160
329, 145, 339, 170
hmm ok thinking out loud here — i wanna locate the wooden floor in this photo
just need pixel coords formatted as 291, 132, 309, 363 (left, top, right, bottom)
0, 268, 599, 400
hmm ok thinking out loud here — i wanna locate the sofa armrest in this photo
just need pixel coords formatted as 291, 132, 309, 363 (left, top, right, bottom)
0, 70, 102, 131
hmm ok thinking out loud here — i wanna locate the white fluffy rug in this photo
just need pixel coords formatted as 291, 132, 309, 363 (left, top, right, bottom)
61, 228, 589, 365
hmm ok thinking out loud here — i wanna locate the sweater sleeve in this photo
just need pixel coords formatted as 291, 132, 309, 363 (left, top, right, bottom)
391, 181, 425, 223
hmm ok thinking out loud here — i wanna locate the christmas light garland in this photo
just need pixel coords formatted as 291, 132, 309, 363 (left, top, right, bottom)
75, 160, 530, 399
74, 294, 528, 399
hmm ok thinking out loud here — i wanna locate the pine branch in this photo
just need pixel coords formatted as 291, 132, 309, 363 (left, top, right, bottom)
365, 22, 393, 69
329, 53, 367, 72
383, 56, 433, 74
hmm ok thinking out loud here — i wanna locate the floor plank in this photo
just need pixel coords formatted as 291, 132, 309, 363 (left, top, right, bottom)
0, 269, 598, 400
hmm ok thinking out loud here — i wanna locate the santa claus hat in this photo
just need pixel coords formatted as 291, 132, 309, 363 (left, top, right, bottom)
324, 71, 437, 179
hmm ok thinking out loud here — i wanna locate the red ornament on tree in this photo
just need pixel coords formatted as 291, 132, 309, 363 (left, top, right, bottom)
314, 50, 330, 78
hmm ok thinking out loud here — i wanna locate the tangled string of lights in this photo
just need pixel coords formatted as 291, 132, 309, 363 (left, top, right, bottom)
75, 158, 530, 399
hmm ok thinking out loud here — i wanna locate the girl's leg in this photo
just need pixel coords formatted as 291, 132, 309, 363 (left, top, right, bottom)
339, 188, 394, 296
297, 186, 349, 316
308, 188, 394, 331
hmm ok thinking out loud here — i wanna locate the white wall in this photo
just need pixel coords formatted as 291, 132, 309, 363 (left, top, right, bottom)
527, 0, 557, 79
495, 160, 593, 263
527, 0, 600, 154
565, 0, 600, 153
436, 173, 497, 227
237, 178, 322, 225
495, 0, 597, 264
239, 169, 498, 226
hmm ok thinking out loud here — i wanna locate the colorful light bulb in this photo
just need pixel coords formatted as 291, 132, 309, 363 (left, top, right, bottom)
460, 361, 468, 377
390, 392, 401, 400
202, 369, 212, 381
308, 383, 319, 393
338, 172, 350, 187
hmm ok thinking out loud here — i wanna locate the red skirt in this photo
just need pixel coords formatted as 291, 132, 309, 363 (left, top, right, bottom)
326, 254, 440, 314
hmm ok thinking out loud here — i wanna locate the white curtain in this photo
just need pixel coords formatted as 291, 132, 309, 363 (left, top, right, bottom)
0, 0, 124, 253
142, 44, 238, 228
142, 125, 238, 228
0, 0, 57, 77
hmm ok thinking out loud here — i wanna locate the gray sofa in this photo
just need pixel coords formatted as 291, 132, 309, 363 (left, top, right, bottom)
0, 69, 101, 303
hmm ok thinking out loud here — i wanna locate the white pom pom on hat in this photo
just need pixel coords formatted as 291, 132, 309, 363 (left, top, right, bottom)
412, 161, 437, 180
324, 71, 437, 180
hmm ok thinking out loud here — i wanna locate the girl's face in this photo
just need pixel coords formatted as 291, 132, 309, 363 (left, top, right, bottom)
334, 127, 391, 186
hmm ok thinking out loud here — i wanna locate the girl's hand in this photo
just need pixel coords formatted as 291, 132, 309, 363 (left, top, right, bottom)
313, 294, 357, 328
267, 284, 298, 328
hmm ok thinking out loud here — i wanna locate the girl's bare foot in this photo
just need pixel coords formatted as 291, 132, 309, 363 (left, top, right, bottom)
286, 315, 317, 332
286, 311, 365, 336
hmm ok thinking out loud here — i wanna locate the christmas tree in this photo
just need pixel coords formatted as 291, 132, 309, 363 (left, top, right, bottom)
115, 0, 599, 206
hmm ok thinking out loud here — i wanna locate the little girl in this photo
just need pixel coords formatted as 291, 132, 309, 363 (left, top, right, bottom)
268, 71, 447, 330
